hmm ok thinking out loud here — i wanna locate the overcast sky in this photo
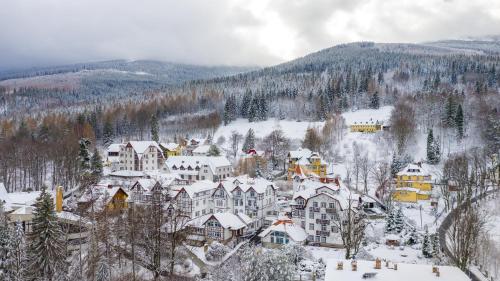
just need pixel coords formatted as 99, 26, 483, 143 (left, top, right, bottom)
1, 0, 500, 70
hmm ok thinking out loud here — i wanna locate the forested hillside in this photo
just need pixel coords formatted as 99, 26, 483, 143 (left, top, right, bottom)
0, 40, 499, 192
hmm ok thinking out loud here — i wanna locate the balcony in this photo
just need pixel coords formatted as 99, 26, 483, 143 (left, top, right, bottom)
316, 219, 330, 225
326, 208, 336, 214
316, 230, 330, 237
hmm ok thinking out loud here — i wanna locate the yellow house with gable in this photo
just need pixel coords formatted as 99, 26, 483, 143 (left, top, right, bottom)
393, 163, 433, 203
160, 142, 183, 158
287, 148, 327, 180
350, 119, 384, 133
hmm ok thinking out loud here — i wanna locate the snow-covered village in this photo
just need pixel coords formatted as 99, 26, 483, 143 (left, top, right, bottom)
1, 1, 500, 281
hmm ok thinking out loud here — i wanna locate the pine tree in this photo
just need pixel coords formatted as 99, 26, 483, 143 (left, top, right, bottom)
223, 98, 231, 126
422, 229, 432, 258
150, 114, 159, 142
102, 120, 114, 148
0, 201, 14, 280
394, 208, 404, 233
78, 138, 91, 173
431, 233, 440, 258
455, 104, 464, 139
427, 129, 436, 164
27, 186, 67, 281
240, 89, 252, 118
91, 148, 103, 178
385, 209, 396, 233
96, 258, 110, 281
248, 98, 258, 122
242, 129, 255, 152
406, 227, 419, 245
444, 96, 456, 127
370, 91, 380, 109
207, 145, 221, 156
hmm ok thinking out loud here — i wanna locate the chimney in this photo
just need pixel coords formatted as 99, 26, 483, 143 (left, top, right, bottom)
394, 264, 398, 271
55, 186, 63, 212
375, 258, 381, 269
351, 261, 357, 271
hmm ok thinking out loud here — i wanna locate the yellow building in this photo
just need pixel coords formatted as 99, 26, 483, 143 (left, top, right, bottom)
77, 185, 129, 211
287, 148, 327, 180
350, 119, 384, 133
393, 163, 433, 203
161, 142, 183, 157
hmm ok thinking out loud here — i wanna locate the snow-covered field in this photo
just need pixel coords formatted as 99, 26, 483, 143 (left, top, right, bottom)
341, 106, 393, 126
214, 118, 325, 142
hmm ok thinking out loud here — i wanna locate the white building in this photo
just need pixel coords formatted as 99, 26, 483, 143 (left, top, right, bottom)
172, 181, 219, 218
119, 141, 164, 172
106, 143, 123, 171
259, 219, 308, 248
186, 212, 253, 245
291, 180, 360, 247
164, 156, 232, 182
212, 175, 278, 229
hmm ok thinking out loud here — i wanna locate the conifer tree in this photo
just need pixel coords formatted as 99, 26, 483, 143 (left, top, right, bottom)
102, 120, 114, 148
248, 98, 258, 122
223, 98, 232, 126
240, 89, 252, 118
427, 129, 436, 164
422, 229, 432, 258
370, 91, 380, 109
27, 186, 67, 281
207, 144, 221, 156
78, 138, 91, 173
394, 207, 404, 233
431, 233, 440, 258
455, 104, 464, 139
406, 227, 419, 245
91, 148, 103, 178
242, 129, 255, 152
385, 209, 396, 233
0, 201, 14, 280
150, 114, 159, 142
444, 96, 456, 127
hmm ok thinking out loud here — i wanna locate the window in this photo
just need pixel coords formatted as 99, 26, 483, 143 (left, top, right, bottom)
309, 212, 314, 219
313, 202, 318, 208
270, 231, 289, 244
321, 202, 326, 208
309, 223, 314, 230
329, 203, 334, 209
321, 225, 327, 231
321, 214, 327, 220
321, 236, 326, 243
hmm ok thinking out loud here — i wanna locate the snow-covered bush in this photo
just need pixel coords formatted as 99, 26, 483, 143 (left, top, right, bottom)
205, 242, 230, 261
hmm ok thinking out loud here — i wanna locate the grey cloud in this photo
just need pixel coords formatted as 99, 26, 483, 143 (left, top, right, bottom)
0, 0, 498, 70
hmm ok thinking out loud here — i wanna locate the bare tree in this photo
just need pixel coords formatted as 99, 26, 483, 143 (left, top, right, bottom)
360, 154, 371, 194
262, 128, 290, 170
447, 203, 487, 270
389, 98, 416, 154
332, 198, 367, 259
229, 130, 243, 159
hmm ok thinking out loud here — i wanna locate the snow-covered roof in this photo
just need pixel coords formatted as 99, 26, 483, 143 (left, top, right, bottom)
176, 181, 219, 198
289, 148, 313, 159
219, 175, 276, 195
107, 143, 123, 153
236, 212, 255, 225
259, 219, 308, 242
192, 145, 211, 154
165, 156, 231, 174
0, 183, 9, 203
351, 118, 383, 125
126, 141, 163, 159
206, 213, 247, 230
109, 170, 148, 178
397, 163, 431, 177
161, 142, 180, 151
78, 185, 128, 207
131, 179, 157, 192
325, 260, 470, 281
187, 212, 248, 230
293, 180, 339, 200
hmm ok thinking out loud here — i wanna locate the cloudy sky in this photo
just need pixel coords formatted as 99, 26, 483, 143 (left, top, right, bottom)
1, 0, 499, 70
